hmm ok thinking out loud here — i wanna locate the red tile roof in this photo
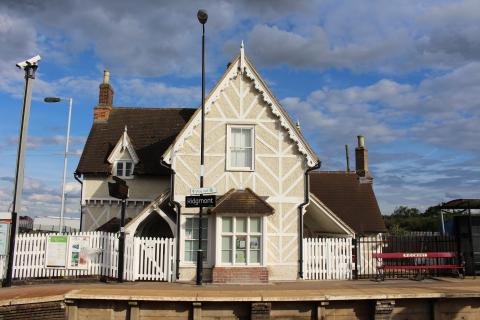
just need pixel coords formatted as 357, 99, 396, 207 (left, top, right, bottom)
309, 171, 387, 234
210, 188, 274, 215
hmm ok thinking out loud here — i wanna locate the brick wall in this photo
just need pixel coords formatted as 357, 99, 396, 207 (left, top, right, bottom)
212, 267, 268, 283
0, 301, 65, 319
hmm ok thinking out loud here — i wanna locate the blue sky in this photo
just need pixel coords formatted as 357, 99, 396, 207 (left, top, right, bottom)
1, 0, 479, 219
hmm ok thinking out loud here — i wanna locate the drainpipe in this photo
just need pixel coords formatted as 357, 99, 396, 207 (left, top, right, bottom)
160, 159, 181, 280
298, 161, 321, 279
74, 172, 83, 231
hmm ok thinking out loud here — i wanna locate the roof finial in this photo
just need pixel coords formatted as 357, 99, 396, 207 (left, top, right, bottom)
239, 40, 245, 71
121, 125, 128, 149
296, 120, 301, 130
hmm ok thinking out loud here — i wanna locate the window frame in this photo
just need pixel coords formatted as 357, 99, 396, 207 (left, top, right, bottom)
114, 160, 134, 179
226, 124, 255, 172
183, 216, 209, 265
218, 215, 263, 266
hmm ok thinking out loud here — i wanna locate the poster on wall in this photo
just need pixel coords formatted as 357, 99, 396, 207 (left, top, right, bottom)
0, 223, 9, 255
67, 235, 90, 270
45, 235, 68, 268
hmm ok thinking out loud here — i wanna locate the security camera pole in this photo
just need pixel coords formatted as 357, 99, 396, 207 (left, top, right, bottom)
196, 9, 208, 285
3, 55, 41, 288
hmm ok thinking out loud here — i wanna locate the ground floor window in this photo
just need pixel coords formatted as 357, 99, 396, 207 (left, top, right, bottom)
221, 216, 262, 265
184, 216, 208, 262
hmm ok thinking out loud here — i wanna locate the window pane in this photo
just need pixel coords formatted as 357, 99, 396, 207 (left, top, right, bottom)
232, 128, 241, 147
250, 250, 260, 263
242, 128, 252, 147
244, 148, 252, 168
222, 250, 232, 263
185, 251, 193, 262
238, 149, 247, 167
125, 162, 132, 176
236, 218, 247, 233
185, 241, 193, 251
250, 236, 260, 250
222, 217, 233, 233
250, 218, 261, 233
222, 236, 232, 250
236, 235, 247, 263
116, 162, 123, 176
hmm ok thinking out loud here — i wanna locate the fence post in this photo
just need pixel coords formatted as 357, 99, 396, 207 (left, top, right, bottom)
352, 237, 358, 280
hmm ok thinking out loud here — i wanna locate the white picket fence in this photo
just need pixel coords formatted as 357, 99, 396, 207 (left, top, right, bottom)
0, 232, 176, 282
303, 237, 353, 280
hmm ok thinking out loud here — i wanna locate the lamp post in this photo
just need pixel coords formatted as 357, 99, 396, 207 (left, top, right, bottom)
3, 55, 41, 288
44, 97, 73, 233
196, 9, 208, 286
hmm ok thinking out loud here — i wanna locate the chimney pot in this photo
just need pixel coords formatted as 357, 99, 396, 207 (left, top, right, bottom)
357, 135, 365, 148
103, 69, 110, 84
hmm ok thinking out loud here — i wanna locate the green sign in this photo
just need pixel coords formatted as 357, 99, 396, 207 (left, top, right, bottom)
46, 235, 68, 268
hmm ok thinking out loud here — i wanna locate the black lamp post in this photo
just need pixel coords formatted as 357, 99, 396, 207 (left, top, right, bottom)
196, 8, 208, 286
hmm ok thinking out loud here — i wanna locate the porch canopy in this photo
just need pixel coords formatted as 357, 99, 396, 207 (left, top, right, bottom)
209, 188, 274, 215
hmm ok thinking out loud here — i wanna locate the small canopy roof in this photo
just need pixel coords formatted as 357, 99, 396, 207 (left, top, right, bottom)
439, 199, 480, 210
209, 188, 274, 215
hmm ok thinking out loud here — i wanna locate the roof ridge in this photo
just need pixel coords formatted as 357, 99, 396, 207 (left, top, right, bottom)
112, 106, 196, 110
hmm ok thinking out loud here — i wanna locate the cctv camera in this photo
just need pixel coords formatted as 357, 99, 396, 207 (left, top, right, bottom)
16, 55, 41, 70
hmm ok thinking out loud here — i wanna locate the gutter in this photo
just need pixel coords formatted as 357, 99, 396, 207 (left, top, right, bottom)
160, 159, 181, 280
298, 161, 321, 279
74, 172, 83, 231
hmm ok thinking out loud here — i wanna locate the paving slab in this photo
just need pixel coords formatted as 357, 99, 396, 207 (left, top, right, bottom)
0, 278, 479, 305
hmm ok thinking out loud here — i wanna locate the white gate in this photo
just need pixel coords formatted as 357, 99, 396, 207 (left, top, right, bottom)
133, 237, 175, 282
0, 232, 176, 282
303, 237, 353, 280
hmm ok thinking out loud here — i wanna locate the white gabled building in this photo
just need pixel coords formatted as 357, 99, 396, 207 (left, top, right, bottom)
76, 44, 385, 283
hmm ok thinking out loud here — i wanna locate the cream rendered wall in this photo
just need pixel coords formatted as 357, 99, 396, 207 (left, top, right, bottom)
173, 72, 306, 281
81, 173, 169, 231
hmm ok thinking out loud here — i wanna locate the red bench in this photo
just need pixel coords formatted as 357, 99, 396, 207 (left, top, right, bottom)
372, 252, 465, 281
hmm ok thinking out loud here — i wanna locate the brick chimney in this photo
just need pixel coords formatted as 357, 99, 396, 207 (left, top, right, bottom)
93, 70, 114, 122
355, 135, 373, 183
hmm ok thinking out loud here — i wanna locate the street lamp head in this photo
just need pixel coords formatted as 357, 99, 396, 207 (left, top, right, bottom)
197, 9, 208, 24
44, 97, 62, 103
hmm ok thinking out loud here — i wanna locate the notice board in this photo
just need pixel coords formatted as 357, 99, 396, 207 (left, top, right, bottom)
67, 235, 90, 270
45, 235, 68, 268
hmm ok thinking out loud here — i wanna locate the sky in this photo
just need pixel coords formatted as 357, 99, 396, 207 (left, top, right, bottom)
0, 0, 479, 220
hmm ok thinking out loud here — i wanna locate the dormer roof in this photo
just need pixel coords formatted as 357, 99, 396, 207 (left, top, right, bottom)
107, 126, 139, 164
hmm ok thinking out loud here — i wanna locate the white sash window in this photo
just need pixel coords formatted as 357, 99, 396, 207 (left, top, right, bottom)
227, 125, 254, 171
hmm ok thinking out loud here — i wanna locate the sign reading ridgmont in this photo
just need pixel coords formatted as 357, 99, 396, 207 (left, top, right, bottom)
185, 195, 216, 208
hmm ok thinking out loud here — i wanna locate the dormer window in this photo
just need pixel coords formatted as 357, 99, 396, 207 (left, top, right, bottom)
107, 126, 139, 179
115, 161, 134, 178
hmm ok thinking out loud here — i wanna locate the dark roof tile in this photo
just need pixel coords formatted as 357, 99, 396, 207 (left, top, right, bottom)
309, 171, 387, 234
76, 107, 196, 175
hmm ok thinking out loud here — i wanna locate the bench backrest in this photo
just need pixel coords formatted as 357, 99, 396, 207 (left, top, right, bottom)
372, 252, 457, 259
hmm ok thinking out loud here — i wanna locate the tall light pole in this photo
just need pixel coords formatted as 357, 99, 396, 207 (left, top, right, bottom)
44, 97, 73, 233
3, 55, 41, 288
196, 9, 208, 286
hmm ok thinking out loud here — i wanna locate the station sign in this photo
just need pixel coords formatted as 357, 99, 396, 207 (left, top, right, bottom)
185, 195, 216, 208
190, 187, 217, 195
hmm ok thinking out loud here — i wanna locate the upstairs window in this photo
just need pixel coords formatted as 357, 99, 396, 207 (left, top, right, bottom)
227, 125, 254, 171
115, 160, 134, 178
